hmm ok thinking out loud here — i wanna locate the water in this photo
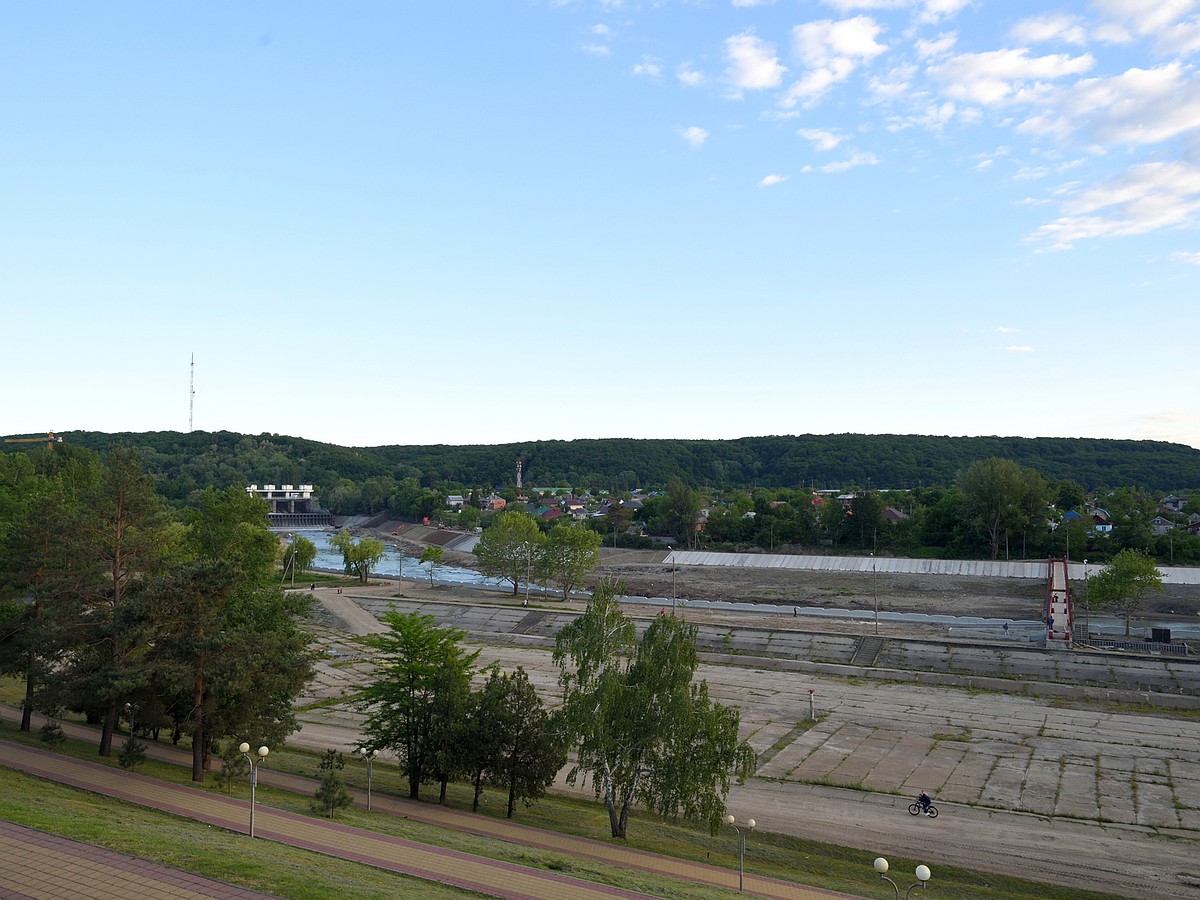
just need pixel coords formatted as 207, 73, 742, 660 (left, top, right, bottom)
284, 529, 507, 589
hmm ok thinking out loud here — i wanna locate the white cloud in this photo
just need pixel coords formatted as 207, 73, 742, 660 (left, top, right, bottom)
916, 32, 957, 59
784, 16, 888, 107
1019, 63, 1200, 146
724, 32, 787, 92
677, 63, 706, 87
591, 24, 611, 37
929, 48, 1095, 106
917, 0, 971, 24
632, 58, 662, 77
1013, 165, 1050, 180
798, 127, 846, 150
1011, 13, 1089, 45
1027, 159, 1200, 249
1173, 250, 1200, 264
582, 43, 610, 57
804, 151, 881, 172
975, 158, 994, 170
682, 126, 710, 148
760, 173, 789, 186
1092, 0, 1200, 53
867, 63, 915, 100
995, 325, 1019, 333
1004, 345, 1034, 353
733, 0, 774, 6
821, 0, 968, 22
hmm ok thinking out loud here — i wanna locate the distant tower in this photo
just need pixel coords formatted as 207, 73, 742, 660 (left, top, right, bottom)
189, 353, 195, 432
516, 459, 525, 499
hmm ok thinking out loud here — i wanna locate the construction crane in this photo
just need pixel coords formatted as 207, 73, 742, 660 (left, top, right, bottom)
3, 432, 62, 450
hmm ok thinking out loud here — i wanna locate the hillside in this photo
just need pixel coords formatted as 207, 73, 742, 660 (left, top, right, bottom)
37, 430, 1200, 497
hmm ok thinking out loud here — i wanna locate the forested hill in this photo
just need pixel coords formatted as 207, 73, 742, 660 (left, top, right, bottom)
37, 431, 1200, 499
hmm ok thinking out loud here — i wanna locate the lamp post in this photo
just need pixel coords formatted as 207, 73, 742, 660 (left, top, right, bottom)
872, 857, 931, 899
1083, 558, 1090, 636
724, 813, 755, 892
239, 742, 269, 838
871, 551, 879, 635
123, 702, 139, 743
670, 549, 677, 613
524, 542, 531, 607
358, 746, 379, 811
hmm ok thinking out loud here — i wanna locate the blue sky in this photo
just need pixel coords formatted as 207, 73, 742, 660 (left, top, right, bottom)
3, 1, 1199, 451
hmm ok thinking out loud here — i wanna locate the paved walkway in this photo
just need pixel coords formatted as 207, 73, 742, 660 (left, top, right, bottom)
0, 709, 860, 900
0, 818, 277, 899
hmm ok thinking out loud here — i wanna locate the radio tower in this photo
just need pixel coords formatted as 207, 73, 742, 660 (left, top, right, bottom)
189, 353, 195, 432
516, 459, 525, 500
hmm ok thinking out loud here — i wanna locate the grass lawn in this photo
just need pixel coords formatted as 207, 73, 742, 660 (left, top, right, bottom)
0, 706, 1124, 900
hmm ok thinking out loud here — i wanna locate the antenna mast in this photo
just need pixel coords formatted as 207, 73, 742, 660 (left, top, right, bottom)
189, 353, 195, 432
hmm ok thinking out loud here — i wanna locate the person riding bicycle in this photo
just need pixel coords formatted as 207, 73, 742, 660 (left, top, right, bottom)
917, 791, 932, 815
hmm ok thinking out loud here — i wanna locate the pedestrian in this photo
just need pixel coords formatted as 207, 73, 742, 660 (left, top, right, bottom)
1003, 621, 1008, 633
793, 607, 798, 617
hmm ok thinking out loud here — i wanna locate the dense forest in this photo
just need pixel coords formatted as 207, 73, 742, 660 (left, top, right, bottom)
24, 430, 1200, 503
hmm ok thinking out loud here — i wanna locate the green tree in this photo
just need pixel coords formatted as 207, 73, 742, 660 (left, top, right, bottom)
330, 530, 386, 583
0, 464, 87, 732
155, 486, 314, 781
311, 749, 354, 818
553, 579, 755, 839
491, 667, 566, 819
849, 492, 885, 550
357, 611, 479, 799
68, 448, 176, 757
283, 534, 318, 582
474, 511, 545, 596
603, 502, 633, 548
663, 477, 702, 549
1088, 549, 1165, 636
419, 546, 444, 587
541, 523, 602, 599
957, 458, 1044, 560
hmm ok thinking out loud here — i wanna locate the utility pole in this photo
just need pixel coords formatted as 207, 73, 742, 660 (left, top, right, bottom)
189, 353, 195, 432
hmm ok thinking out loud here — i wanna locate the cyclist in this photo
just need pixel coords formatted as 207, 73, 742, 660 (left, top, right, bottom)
917, 791, 933, 816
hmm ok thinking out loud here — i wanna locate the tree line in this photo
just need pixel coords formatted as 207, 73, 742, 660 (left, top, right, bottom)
357, 581, 754, 838
38, 430, 1200, 509
0, 445, 313, 781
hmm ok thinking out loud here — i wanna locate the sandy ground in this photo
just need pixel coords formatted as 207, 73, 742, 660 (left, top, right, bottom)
414, 541, 1200, 632
296, 564, 1200, 900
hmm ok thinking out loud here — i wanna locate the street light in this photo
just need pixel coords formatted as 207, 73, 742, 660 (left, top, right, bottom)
724, 813, 755, 892
123, 702, 139, 743
357, 746, 380, 811
871, 551, 879, 635
239, 742, 269, 838
1083, 558, 1090, 637
669, 549, 677, 613
873, 857, 931, 899
524, 542, 532, 607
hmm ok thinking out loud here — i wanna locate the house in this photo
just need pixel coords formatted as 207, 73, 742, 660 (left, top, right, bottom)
883, 507, 909, 522
1161, 494, 1190, 513
485, 494, 506, 511
1091, 508, 1113, 533
446, 495, 466, 509
1150, 515, 1176, 536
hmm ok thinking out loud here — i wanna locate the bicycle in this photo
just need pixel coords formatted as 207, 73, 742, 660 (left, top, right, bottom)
908, 802, 938, 818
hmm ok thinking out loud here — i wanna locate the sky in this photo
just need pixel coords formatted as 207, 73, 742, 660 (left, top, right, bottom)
3, 1, 1199, 451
